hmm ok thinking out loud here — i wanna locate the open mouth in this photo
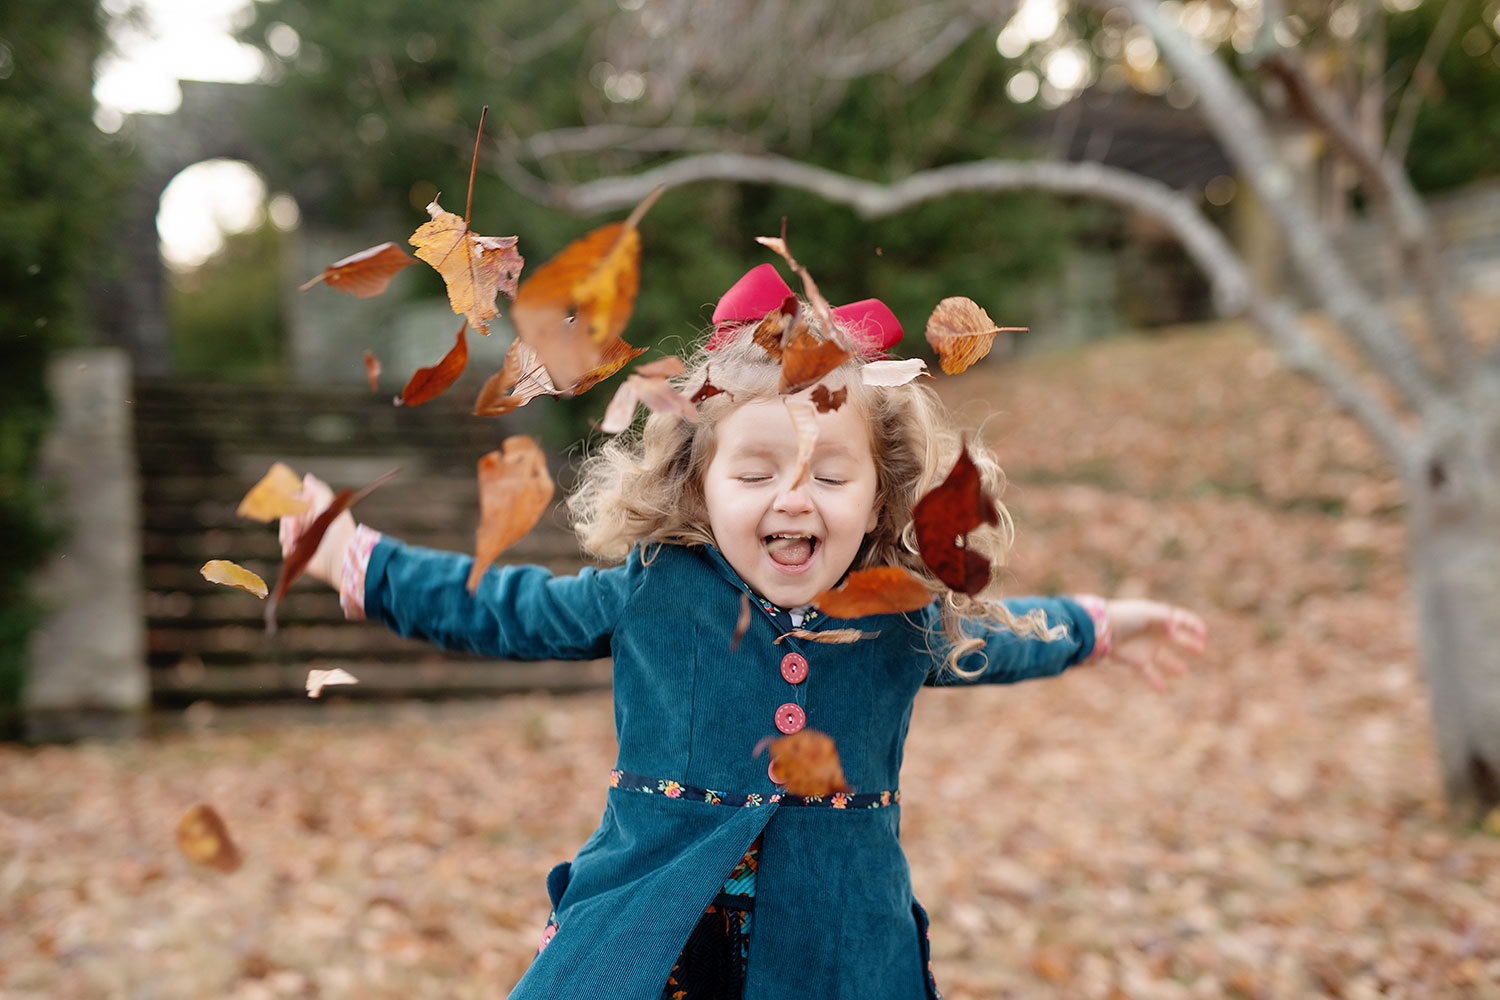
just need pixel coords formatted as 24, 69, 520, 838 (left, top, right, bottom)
764, 532, 820, 569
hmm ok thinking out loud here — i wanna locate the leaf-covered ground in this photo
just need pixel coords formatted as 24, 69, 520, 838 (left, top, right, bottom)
7, 326, 1500, 1000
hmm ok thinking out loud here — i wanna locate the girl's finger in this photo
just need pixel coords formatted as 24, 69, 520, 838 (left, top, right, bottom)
1118, 650, 1168, 693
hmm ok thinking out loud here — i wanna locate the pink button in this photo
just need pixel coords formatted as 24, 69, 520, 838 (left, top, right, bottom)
768, 758, 785, 785
775, 702, 806, 735
779, 652, 808, 684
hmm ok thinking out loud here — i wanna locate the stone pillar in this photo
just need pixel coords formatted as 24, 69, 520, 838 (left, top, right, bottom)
24, 348, 148, 739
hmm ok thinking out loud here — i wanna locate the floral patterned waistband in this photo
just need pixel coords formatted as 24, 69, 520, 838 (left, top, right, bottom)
610, 769, 900, 809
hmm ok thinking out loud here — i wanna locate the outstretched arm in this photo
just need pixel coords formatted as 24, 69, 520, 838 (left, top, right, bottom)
1077, 596, 1208, 692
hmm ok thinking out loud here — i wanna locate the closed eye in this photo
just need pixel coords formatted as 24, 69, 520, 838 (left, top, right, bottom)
814, 476, 847, 485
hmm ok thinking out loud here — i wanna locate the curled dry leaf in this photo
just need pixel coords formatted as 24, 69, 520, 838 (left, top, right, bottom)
634, 356, 687, 379
924, 296, 1025, 375
511, 188, 662, 391
809, 384, 847, 413
860, 358, 928, 387
236, 462, 307, 523
780, 330, 852, 395
911, 441, 999, 595
299, 241, 418, 298
783, 396, 819, 490
474, 339, 559, 416
755, 230, 839, 341
572, 339, 648, 396
409, 200, 524, 333
751, 295, 800, 360
600, 374, 700, 435
774, 628, 879, 644
176, 803, 242, 874
363, 350, 381, 393
731, 592, 752, 652
762, 728, 850, 796
468, 437, 555, 592
812, 566, 934, 619
689, 366, 730, 404
400, 322, 468, 407
200, 560, 268, 599
306, 667, 360, 698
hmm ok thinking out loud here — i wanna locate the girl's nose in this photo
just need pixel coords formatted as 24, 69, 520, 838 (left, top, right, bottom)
774, 480, 813, 513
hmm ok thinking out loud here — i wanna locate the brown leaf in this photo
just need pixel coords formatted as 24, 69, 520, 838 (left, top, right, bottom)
510, 188, 662, 390
306, 667, 360, 698
689, 366, 730, 403
200, 560, 268, 599
783, 396, 819, 490
467, 438, 555, 592
731, 592, 752, 652
755, 230, 840, 343
925, 296, 1025, 375
779, 329, 852, 395
473, 339, 559, 416
409, 201, 524, 333
571, 339, 648, 396
176, 804, 242, 873
265, 469, 400, 634
911, 441, 999, 595
812, 567, 933, 618
764, 729, 850, 796
363, 350, 382, 393
809, 384, 847, 412
751, 295, 800, 360
236, 462, 307, 523
299, 242, 418, 298
400, 322, 468, 407
634, 356, 687, 379
774, 628, 879, 644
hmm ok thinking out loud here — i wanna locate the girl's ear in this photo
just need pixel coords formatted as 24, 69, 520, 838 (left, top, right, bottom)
864, 500, 879, 535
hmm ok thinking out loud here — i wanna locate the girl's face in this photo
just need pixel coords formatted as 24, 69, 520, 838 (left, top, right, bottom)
702, 396, 880, 608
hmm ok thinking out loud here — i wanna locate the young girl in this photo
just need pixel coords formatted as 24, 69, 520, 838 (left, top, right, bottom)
283, 264, 1206, 1000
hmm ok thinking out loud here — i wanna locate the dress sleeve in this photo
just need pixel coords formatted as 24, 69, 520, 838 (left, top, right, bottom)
362, 536, 644, 661
923, 595, 1096, 686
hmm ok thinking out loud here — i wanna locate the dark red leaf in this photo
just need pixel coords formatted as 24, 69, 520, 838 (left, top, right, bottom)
911, 441, 1000, 595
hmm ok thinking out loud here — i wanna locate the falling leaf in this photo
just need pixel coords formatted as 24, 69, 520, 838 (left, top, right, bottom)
400, 322, 468, 407
571, 339, 648, 396
236, 462, 307, 523
860, 358, 929, 386
474, 340, 560, 417
911, 441, 999, 595
409, 201, 524, 333
510, 187, 662, 391
599, 375, 700, 435
306, 667, 360, 698
812, 566, 933, 618
265, 469, 400, 634
761, 729, 850, 796
780, 329, 852, 395
809, 384, 847, 412
751, 295, 800, 360
689, 366, 730, 404
468, 438, 555, 592
774, 628, 880, 644
731, 592, 752, 652
299, 242, 418, 298
200, 560, 268, 599
925, 296, 1024, 375
755, 229, 840, 343
635, 356, 687, 379
363, 350, 382, 393
784, 396, 819, 489
176, 804, 242, 873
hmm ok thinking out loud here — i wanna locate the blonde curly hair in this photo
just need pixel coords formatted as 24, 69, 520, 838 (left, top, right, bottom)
567, 317, 1061, 678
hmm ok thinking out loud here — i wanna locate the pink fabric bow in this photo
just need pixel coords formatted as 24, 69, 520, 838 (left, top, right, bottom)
708, 263, 903, 355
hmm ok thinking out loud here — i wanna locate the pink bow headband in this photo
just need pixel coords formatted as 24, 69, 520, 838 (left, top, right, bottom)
707, 263, 903, 355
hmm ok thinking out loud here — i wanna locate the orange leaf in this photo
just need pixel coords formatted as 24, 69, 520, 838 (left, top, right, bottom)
783, 396, 819, 490
911, 441, 999, 595
236, 462, 307, 523
467, 437, 555, 592
306, 667, 359, 698
510, 188, 662, 390
774, 627, 879, 644
780, 329, 852, 395
763, 729, 850, 796
751, 295, 800, 360
298, 242, 418, 298
812, 566, 934, 618
809, 384, 847, 412
401, 322, 468, 407
474, 339, 559, 416
409, 200, 524, 333
925, 297, 1024, 375
176, 804, 242, 873
200, 560, 268, 599
363, 350, 382, 393
572, 339, 648, 395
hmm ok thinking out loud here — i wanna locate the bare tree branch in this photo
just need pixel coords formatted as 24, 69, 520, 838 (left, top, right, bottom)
513, 124, 762, 161
1125, 0, 1440, 414
506, 149, 1410, 461
1387, 0, 1467, 165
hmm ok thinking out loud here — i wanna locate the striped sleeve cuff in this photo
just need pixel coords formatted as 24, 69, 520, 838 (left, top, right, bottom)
339, 525, 384, 620
1072, 594, 1112, 662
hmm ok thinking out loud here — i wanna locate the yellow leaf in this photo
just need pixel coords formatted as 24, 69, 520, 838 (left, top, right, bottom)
200, 560, 268, 599
236, 462, 306, 523
410, 199, 524, 333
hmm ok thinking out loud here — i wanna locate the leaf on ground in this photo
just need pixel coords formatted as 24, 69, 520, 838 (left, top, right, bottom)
200, 560, 268, 599
306, 667, 360, 698
780, 329, 852, 395
400, 322, 468, 407
409, 201, 524, 333
784, 396, 819, 489
925, 296, 1024, 374
861, 358, 929, 387
731, 592, 752, 652
299, 242, 418, 298
468, 438, 555, 592
809, 384, 847, 412
175, 804, 242, 873
761, 729, 850, 796
363, 350, 382, 393
812, 566, 934, 618
911, 441, 999, 595
510, 188, 662, 391
473, 340, 559, 416
265, 469, 400, 634
774, 628, 879, 644
600, 374, 700, 435
236, 462, 307, 523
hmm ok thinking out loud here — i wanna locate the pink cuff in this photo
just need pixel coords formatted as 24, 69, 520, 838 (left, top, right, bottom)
1073, 594, 1112, 662
339, 525, 383, 620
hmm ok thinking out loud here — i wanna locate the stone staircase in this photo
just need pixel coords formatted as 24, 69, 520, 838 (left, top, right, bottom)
132, 380, 610, 705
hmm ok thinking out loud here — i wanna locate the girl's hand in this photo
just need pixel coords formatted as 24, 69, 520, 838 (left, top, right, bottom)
1097, 599, 1207, 692
278, 473, 357, 590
